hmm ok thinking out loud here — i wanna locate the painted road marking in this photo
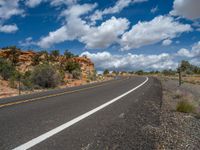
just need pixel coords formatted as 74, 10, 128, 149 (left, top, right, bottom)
13, 77, 148, 150
0, 78, 127, 109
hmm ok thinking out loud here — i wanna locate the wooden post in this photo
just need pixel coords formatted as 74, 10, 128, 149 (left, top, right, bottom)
18, 75, 21, 95
178, 69, 182, 86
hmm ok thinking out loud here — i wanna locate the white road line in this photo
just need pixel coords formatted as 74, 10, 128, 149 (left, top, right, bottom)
13, 77, 149, 150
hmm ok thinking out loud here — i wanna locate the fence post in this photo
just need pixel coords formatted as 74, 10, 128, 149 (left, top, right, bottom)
178, 68, 182, 86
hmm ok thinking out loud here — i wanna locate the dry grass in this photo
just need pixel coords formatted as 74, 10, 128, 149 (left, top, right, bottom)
156, 74, 200, 85
176, 100, 196, 113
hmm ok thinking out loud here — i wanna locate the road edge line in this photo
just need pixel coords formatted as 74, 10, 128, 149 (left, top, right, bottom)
13, 77, 149, 150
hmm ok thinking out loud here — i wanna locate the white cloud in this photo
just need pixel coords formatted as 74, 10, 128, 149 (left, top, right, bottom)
0, 0, 24, 20
38, 3, 96, 48
25, 0, 77, 7
38, 4, 129, 49
38, 26, 72, 48
25, 0, 43, 8
19, 37, 36, 47
121, 16, 192, 50
90, 0, 147, 22
0, 24, 18, 33
190, 58, 200, 66
162, 39, 172, 46
150, 6, 158, 14
170, 0, 200, 20
81, 51, 177, 71
0, 0, 23, 34
50, 0, 77, 6
177, 48, 192, 57
60, 3, 97, 18
177, 41, 200, 58
191, 41, 200, 57
80, 17, 130, 49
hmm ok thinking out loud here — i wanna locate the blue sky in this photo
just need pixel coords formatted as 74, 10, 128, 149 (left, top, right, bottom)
0, 0, 200, 71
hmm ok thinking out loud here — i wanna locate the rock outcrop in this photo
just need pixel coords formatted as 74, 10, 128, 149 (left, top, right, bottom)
0, 49, 95, 80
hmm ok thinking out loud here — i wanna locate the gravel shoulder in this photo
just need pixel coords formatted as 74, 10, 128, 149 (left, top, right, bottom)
158, 77, 200, 149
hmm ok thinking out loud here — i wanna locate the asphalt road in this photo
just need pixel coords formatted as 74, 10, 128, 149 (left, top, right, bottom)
0, 76, 162, 150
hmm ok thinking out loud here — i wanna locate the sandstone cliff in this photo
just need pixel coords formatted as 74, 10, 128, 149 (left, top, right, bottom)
0, 48, 95, 81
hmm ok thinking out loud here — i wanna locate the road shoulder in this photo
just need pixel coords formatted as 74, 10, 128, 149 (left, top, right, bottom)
158, 78, 200, 149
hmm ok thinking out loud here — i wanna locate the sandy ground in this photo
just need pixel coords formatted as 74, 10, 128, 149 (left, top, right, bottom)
0, 78, 112, 99
158, 74, 200, 85
158, 77, 200, 149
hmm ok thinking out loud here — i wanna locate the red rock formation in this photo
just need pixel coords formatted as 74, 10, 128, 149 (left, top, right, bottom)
0, 49, 95, 80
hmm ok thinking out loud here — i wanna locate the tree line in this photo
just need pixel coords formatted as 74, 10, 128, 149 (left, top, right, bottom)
102, 60, 200, 76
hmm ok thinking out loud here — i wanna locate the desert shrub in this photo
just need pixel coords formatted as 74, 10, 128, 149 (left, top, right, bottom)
176, 100, 195, 113
71, 69, 81, 79
64, 61, 81, 73
32, 54, 42, 66
135, 70, 144, 75
87, 71, 97, 81
7, 46, 20, 66
162, 69, 176, 76
103, 69, 109, 75
0, 58, 16, 80
58, 69, 65, 82
49, 50, 60, 61
64, 50, 76, 59
178, 60, 200, 74
21, 71, 34, 90
7, 70, 20, 88
31, 64, 61, 88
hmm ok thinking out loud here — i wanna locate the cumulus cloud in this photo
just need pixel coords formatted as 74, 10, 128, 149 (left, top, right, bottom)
170, 0, 200, 20
0, 24, 18, 33
19, 37, 36, 47
38, 3, 96, 48
25, 0, 43, 8
80, 17, 130, 49
120, 16, 192, 50
177, 41, 200, 58
81, 51, 177, 71
25, 0, 77, 7
162, 39, 172, 46
0, 0, 24, 20
38, 4, 129, 49
38, 26, 72, 48
177, 48, 192, 57
190, 58, 200, 66
50, 0, 77, 6
90, 0, 147, 22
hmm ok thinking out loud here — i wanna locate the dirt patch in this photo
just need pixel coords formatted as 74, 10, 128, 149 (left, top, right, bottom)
0, 77, 112, 99
158, 78, 200, 149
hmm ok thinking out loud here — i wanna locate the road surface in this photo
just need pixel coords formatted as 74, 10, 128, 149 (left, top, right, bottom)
0, 76, 162, 150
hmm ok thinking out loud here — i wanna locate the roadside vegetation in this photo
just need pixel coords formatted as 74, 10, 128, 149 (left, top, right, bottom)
0, 46, 94, 94
176, 100, 196, 113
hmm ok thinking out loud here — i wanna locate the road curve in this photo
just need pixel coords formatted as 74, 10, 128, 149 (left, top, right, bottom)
0, 76, 162, 150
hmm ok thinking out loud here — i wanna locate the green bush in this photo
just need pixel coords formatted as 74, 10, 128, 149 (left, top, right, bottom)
9, 76, 17, 88
64, 50, 76, 59
71, 69, 81, 79
64, 61, 81, 73
162, 69, 176, 76
0, 58, 16, 80
21, 71, 34, 90
176, 100, 195, 113
31, 64, 61, 88
135, 70, 144, 75
87, 71, 97, 81
103, 69, 109, 75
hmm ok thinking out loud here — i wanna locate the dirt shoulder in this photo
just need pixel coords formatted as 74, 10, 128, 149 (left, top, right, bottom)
158, 77, 200, 149
0, 77, 113, 99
